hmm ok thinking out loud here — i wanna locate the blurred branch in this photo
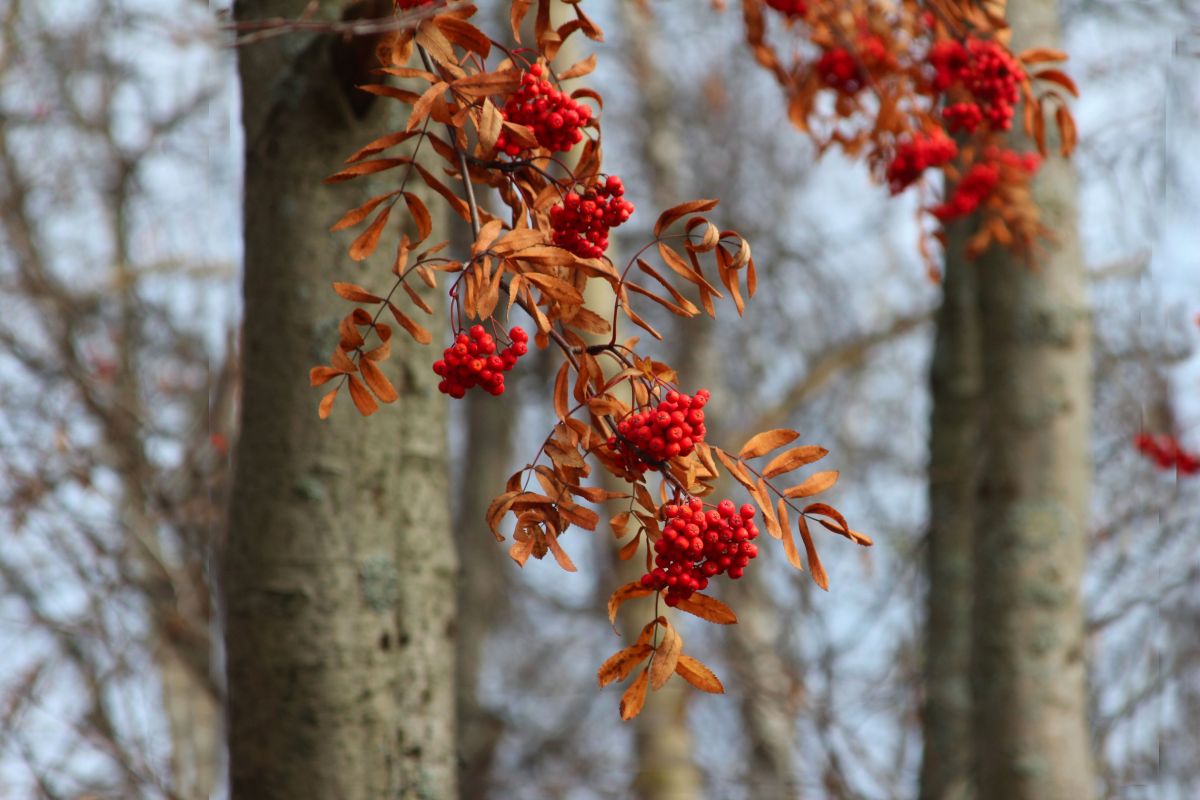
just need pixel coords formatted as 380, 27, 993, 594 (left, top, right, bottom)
224, 0, 466, 46
735, 311, 932, 441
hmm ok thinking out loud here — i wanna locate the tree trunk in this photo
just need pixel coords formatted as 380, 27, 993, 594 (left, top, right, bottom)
616, 555, 703, 800
225, 3, 457, 799
970, 1, 1095, 797
454, 389, 513, 799
918, 222, 980, 800
726, 573, 802, 797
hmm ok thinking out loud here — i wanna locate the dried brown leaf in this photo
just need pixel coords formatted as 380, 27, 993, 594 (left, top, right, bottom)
619, 668, 650, 721
349, 206, 391, 262
1035, 68, 1079, 97
403, 192, 432, 241
347, 374, 378, 416
738, 428, 801, 460
654, 198, 720, 237
714, 448, 756, 491
318, 387, 338, 420
309, 366, 343, 387
331, 192, 398, 231
674, 592, 737, 625
763, 444, 828, 478
325, 157, 410, 184
797, 516, 829, 590
545, 531, 577, 572
358, 357, 398, 404
332, 282, 383, 303
674, 653, 724, 694
388, 303, 433, 344
783, 470, 839, 499
778, 499, 804, 570
650, 624, 682, 690
607, 581, 654, 629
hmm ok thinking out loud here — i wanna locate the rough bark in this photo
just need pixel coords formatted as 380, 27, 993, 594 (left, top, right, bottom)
970, 1, 1095, 797
225, 3, 457, 799
918, 222, 981, 800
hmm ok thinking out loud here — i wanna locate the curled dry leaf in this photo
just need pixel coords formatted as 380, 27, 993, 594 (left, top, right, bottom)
1035, 69, 1079, 97
650, 623, 682, 690
653, 199, 720, 237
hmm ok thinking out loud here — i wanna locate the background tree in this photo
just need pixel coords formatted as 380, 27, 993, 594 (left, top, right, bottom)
0, 1, 234, 795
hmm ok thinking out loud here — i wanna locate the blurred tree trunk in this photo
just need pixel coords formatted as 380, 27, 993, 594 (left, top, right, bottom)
617, 553, 703, 800
726, 574, 802, 796
918, 223, 980, 800
970, 1, 1095, 797
225, 3, 457, 799
610, 7, 705, 798
454, 389, 513, 799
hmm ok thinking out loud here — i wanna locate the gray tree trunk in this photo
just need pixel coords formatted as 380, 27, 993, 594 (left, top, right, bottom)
970, 1, 1095, 797
225, 3, 457, 799
454, 389, 513, 799
919, 222, 981, 800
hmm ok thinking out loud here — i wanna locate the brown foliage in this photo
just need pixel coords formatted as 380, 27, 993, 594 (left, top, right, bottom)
309, 0, 1075, 719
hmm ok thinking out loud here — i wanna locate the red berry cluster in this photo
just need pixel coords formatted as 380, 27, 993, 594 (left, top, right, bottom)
1134, 433, 1200, 475
433, 325, 528, 398
607, 389, 709, 477
816, 48, 864, 94
942, 102, 984, 134
928, 40, 971, 91
495, 64, 592, 157
931, 147, 1039, 220
886, 129, 958, 194
929, 38, 1023, 132
765, 0, 808, 16
549, 176, 634, 259
640, 498, 761, 606
816, 36, 892, 95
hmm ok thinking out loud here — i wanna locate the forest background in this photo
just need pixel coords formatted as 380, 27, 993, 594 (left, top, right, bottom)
0, 0, 1197, 798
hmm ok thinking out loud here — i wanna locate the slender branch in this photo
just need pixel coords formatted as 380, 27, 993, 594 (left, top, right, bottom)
225, 2, 468, 47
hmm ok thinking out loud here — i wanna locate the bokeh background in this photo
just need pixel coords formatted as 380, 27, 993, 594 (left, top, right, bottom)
0, 1, 1197, 797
